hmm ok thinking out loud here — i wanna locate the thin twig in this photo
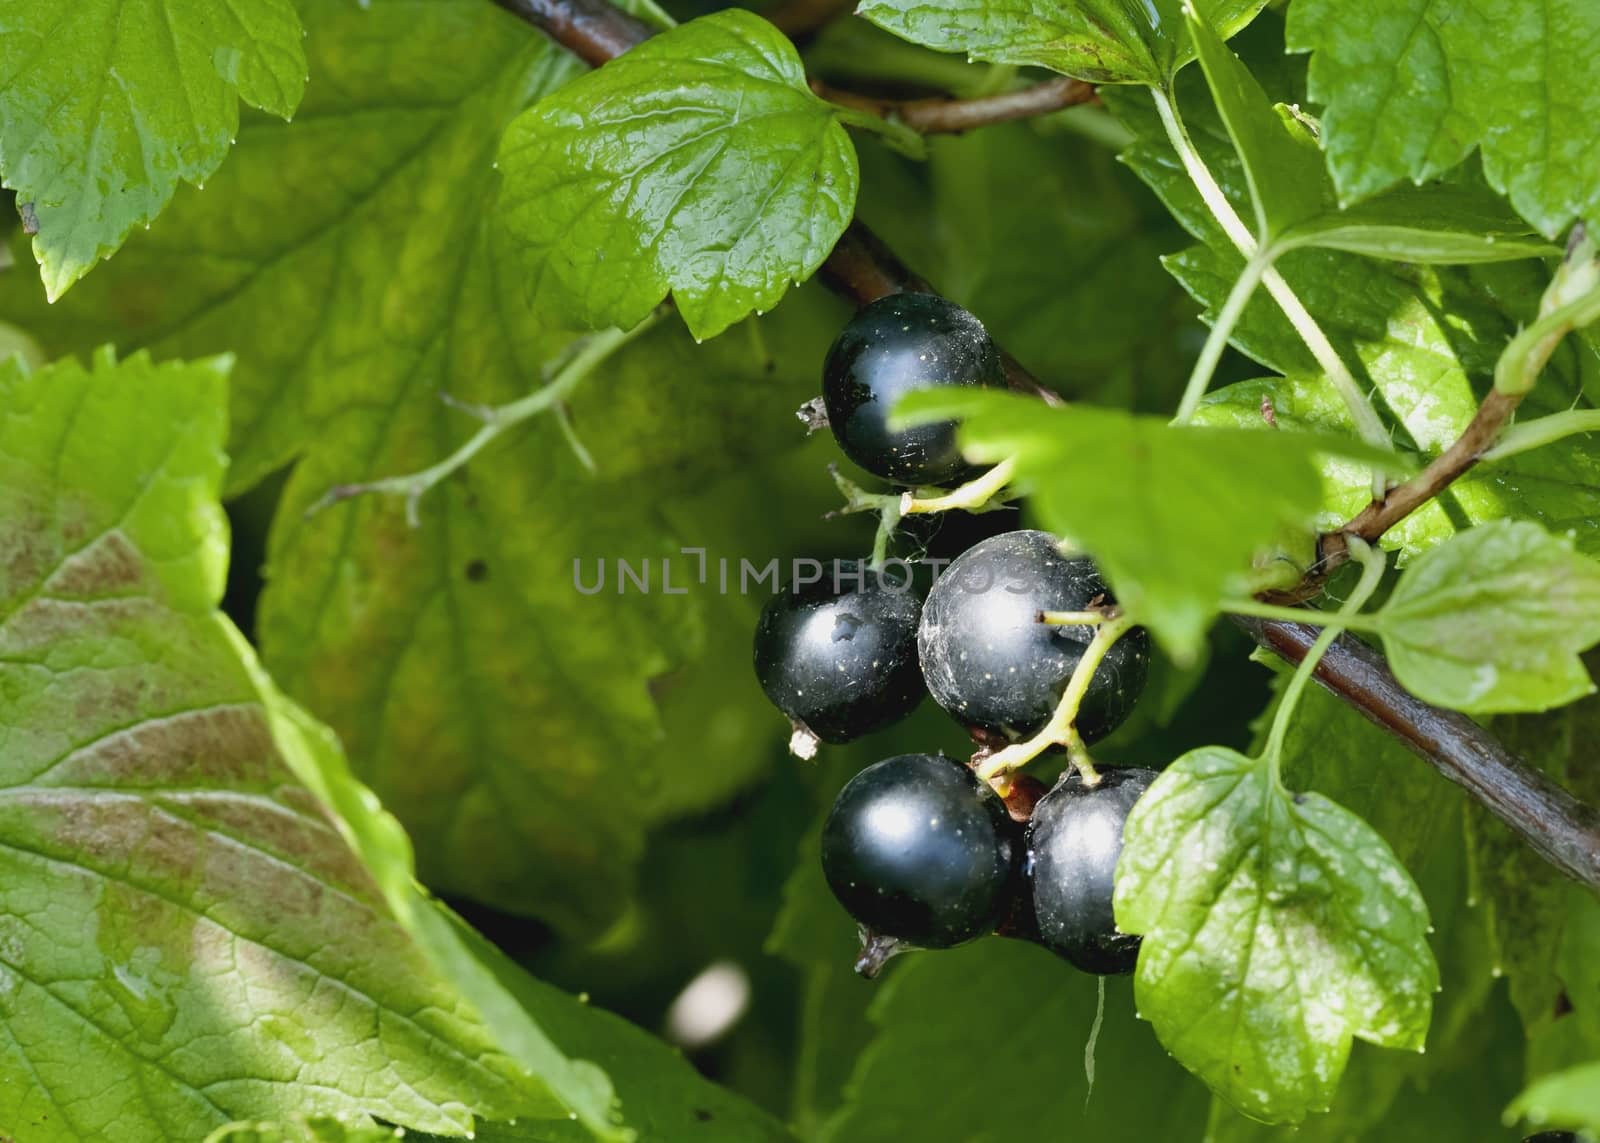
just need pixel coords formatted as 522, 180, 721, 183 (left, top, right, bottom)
1318, 388, 1523, 569
810, 76, 1097, 135
1236, 615, 1600, 891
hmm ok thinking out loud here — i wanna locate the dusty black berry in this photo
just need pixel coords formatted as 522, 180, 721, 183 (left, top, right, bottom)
918, 529, 1149, 740
821, 753, 1018, 954
1026, 766, 1158, 975
753, 577, 923, 751
821, 293, 1007, 487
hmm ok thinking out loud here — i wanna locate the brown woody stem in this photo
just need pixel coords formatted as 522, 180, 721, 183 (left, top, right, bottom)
1237, 617, 1600, 890
1318, 388, 1524, 572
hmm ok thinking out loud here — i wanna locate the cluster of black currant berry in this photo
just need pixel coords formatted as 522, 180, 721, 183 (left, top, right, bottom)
754, 293, 1156, 978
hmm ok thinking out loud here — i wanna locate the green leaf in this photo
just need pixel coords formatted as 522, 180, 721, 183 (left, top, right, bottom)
1375, 520, 1600, 713
1509, 1061, 1600, 1136
1281, 184, 1560, 264
1115, 746, 1438, 1123
855, 0, 1268, 86
1287, 0, 1600, 238
0, 349, 613, 1142
0, 0, 306, 300
893, 387, 1398, 660
1206, 678, 1508, 1141
497, 9, 857, 340
1184, 13, 1553, 260
0, 0, 587, 493
1187, 7, 1326, 240
0, 0, 830, 934
249, 672, 625, 1140
424, 916, 796, 1143
820, 939, 1210, 1142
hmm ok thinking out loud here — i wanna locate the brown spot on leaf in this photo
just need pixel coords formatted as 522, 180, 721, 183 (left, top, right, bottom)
18, 201, 37, 235
52, 705, 280, 790
49, 532, 146, 597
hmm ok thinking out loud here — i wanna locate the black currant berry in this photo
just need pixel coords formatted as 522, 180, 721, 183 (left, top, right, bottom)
1026, 766, 1158, 975
821, 293, 1007, 487
1523, 1135, 1580, 1143
753, 577, 923, 754
821, 753, 1018, 965
918, 530, 1149, 740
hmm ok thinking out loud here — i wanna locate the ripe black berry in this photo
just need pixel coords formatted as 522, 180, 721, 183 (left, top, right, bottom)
918, 530, 1149, 740
821, 292, 1007, 487
1026, 766, 1158, 975
821, 753, 1018, 960
753, 577, 923, 753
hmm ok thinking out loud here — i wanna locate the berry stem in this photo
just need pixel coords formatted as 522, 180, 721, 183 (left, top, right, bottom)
827, 466, 904, 570
831, 106, 929, 160
901, 457, 1017, 515
306, 314, 662, 525
1150, 87, 1392, 492
976, 615, 1137, 785
1260, 536, 1386, 783
1221, 598, 1382, 633
1173, 247, 1272, 423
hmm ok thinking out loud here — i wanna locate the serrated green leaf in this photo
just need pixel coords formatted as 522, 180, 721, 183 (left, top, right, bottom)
1207, 678, 1507, 1141
0, 0, 831, 935
1115, 746, 1438, 1123
1376, 520, 1600, 713
1287, 0, 1600, 239
855, 0, 1268, 86
894, 387, 1398, 660
820, 939, 1209, 1142
0, 0, 306, 300
0, 0, 587, 494
248, 671, 626, 1141
1509, 1060, 1600, 1136
0, 349, 613, 1143
497, 9, 856, 340
1184, 13, 1551, 261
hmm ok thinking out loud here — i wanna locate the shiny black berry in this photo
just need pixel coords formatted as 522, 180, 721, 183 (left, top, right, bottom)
1523, 1134, 1580, 1143
918, 530, 1149, 740
753, 577, 923, 752
1026, 766, 1158, 975
822, 753, 1018, 959
821, 293, 1007, 487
